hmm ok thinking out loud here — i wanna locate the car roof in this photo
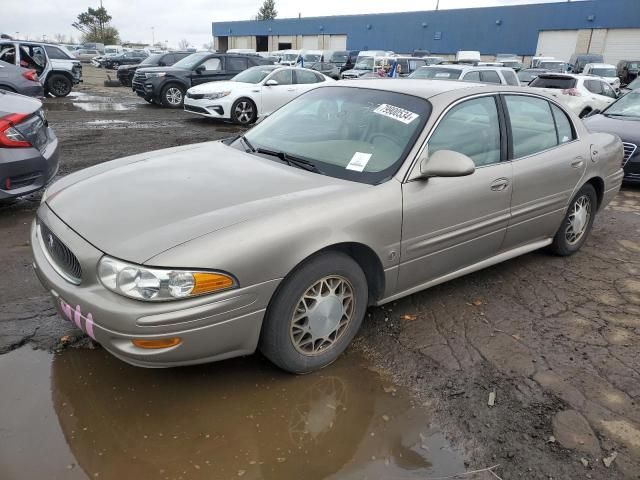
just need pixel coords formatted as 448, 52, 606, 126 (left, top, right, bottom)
420, 65, 511, 72
536, 72, 596, 80
332, 78, 488, 99
586, 63, 616, 68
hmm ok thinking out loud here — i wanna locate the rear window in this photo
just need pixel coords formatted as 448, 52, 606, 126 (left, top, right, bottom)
410, 67, 462, 80
502, 70, 519, 86
227, 57, 248, 71
590, 68, 616, 77
530, 76, 577, 90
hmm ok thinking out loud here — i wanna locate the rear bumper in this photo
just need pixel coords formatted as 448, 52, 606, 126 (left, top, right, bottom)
0, 129, 59, 200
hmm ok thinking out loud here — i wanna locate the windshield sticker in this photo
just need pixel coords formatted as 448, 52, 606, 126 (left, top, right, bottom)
373, 104, 420, 124
346, 152, 372, 172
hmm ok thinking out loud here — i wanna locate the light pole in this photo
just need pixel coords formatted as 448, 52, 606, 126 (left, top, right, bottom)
435, 0, 440, 10
151, 26, 155, 46
15, 31, 19, 40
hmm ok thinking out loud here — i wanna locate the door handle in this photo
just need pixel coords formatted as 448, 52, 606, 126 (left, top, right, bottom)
571, 157, 585, 168
490, 178, 510, 191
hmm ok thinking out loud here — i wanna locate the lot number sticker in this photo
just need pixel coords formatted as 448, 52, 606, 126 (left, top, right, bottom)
373, 104, 420, 124
346, 152, 372, 172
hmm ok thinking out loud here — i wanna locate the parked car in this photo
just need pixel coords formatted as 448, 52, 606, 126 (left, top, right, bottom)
0, 90, 59, 203
104, 45, 124, 56
537, 60, 570, 73
302, 50, 323, 64
74, 49, 100, 63
280, 50, 304, 66
617, 60, 640, 85
80, 42, 104, 54
517, 68, 548, 86
413, 49, 431, 58
0, 60, 43, 97
117, 51, 192, 87
339, 50, 360, 73
583, 89, 640, 183
133, 52, 273, 108
529, 73, 617, 117
570, 53, 604, 74
308, 62, 340, 80
423, 56, 445, 66
583, 63, 621, 90
31, 79, 623, 373
409, 65, 520, 86
500, 60, 523, 72
0, 40, 82, 97
456, 51, 481, 63
619, 77, 640, 96
184, 65, 332, 124
103, 50, 148, 69
342, 54, 398, 79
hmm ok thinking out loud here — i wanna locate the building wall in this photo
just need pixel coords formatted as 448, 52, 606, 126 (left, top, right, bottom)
212, 0, 640, 55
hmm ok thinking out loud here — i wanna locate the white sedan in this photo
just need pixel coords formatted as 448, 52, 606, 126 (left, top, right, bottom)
184, 66, 334, 125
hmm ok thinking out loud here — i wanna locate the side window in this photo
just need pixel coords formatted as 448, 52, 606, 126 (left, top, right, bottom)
428, 96, 501, 167
268, 69, 293, 85
505, 95, 558, 158
200, 57, 221, 72
585, 80, 603, 95
463, 71, 481, 82
0, 45, 17, 65
551, 104, 575, 144
314, 72, 326, 82
226, 57, 248, 71
480, 70, 502, 84
601, 82, 617, 99
161, 54, 174, 65
502, 70, 519, 86
295, 69, 321, 84
44, 46, 69, 60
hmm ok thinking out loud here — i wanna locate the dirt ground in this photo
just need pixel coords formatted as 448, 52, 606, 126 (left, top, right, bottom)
1, 66, 639, 479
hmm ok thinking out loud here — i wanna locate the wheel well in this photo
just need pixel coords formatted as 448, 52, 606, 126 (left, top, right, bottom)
161, 81, 186, 92
0, 85, 16, 92
48, 71, 73, 82
586, 176, 604, 210
319, 242, 386, 304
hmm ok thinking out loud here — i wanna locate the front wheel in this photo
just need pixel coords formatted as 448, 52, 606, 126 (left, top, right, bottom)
47, 74, 72, 97
549, 183, 597, 256
231, 98, 257, 125
160, 84, 185, 108
260, 252, 368, 374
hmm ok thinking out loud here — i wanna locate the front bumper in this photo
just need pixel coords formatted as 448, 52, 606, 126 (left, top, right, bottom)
0, 128, 59, 200
31, 204, 280, 367
183, 96, 232, 119
132, 75, 158, 99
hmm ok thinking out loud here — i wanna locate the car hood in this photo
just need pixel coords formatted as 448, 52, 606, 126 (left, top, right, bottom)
45, 141, 360, 264
583, 114, 640, 141
118, 64, 141, 71
188, 81, 243, 93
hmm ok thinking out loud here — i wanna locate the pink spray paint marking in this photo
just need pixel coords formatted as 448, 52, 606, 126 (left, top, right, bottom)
59, 299, 97, 341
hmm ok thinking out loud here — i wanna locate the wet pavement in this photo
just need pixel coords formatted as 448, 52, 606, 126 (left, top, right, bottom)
0, 347, 464, 480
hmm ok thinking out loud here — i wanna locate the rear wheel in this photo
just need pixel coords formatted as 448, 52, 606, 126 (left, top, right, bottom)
47, 74, 72, 97
549, 183, 597, 256
231, 98, 257, 125
260, 252, 368, 374
160, 84, 185, 108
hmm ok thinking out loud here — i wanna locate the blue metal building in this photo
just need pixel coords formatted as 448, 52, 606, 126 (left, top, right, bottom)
212, 0, 640, 60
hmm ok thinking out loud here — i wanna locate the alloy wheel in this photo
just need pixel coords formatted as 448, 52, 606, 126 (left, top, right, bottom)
165, 87, 183, 105
290, 276, 355, 356
565, 195, 592, 245
234, 101, 254, 124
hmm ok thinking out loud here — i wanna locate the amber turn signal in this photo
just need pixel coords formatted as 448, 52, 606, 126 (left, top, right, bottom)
192, 272, 234, 295
132, 337, 182, 349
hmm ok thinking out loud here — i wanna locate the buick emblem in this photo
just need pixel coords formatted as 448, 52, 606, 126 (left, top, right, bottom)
47, 234, 54, 249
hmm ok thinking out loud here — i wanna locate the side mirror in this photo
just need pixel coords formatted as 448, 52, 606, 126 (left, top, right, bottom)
265, 79, 278, 86
195, 65, 205, 74
418, 150, 476, 178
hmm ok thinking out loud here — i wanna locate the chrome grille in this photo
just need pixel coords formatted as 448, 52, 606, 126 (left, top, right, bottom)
623, 142, 637, 166
38, 222, 82, 284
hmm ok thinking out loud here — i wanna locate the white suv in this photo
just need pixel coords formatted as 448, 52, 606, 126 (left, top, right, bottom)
409, 65, 521, 86
583, 63, 621, 90
529, 73, 617, 117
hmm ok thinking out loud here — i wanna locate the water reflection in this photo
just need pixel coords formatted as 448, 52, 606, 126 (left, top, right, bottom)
48, 349, 464, 479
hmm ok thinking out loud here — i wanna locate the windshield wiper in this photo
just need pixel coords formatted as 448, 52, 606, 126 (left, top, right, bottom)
240, 135, 256, 153
255, 147, 323, 173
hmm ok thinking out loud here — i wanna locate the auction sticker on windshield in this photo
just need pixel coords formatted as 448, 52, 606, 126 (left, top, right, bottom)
373, 104, 419, 124
346, 152, 372, 172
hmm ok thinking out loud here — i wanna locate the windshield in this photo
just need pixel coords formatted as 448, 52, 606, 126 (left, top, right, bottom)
172, 53, 207, 69
140, 54, 162, 66
232, 66, 277, 84
409, 67, 462, 80
283, 53, 299, 61
304, 54, 322, 62
627, 78, 640, 89
518, 70, 538, 82
604, 91, 640, 118
590, 68, 616, 77
530, 76, 577, 89
354, 57, 374, 70
243, 87, 431, 185
330, 52, 348, 63
539, 62, 565, 72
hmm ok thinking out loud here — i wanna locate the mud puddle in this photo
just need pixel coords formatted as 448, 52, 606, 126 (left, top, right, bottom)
44, 102, 140, 112
0, 347, 465, 480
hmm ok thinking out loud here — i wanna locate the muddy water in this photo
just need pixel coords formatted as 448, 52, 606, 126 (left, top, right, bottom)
0, 348, 465, 480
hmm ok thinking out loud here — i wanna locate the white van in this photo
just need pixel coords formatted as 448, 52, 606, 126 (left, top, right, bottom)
280, 49, 304, 66
456, 51, 481, 63
531, 56, 555, 68
104, 45, 124, 55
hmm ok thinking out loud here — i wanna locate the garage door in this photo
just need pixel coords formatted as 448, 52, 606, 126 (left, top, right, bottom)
329, 35, 347, 50
536, 30, 579, 62
302, 35, 318, 49
603, 29, 640, 65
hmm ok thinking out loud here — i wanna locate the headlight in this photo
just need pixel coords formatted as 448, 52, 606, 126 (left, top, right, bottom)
145, 72, 166, 78
98, 256, 236, 301
203, 91, 231, 100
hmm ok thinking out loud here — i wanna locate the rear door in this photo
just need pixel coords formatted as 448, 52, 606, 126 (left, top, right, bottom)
398, 95, 513, 291
500, 94, 588, 249
225, 56, 249, 79
583, 79, 615, 110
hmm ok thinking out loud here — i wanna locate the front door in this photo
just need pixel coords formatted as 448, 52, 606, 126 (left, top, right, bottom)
191, 56, 224, 86
500, 94, 588, 248
260, 69, 297, 115
397, 95, 512, 292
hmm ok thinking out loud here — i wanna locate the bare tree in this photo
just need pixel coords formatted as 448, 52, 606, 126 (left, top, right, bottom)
178, 38, 190, 50
53, 33, 67, 44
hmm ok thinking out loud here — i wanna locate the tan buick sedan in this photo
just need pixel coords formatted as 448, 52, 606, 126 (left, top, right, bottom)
32, 80, 624, 373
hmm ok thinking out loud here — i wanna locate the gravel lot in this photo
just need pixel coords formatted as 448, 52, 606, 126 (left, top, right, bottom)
1, 66, 639, 479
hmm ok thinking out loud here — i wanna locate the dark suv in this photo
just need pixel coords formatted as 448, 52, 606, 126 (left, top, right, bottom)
133, 52, 272, 108
103, 50, 148, 69
117, 51, 191, 86
617, 60, 640, 85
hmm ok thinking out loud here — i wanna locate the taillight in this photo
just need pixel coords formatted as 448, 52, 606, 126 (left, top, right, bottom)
0, 113, 32, 148
562, 88, 581, 97
22, 70, 38, 82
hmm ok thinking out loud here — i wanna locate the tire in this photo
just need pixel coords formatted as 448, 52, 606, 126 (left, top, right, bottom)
230, 98, 257, 125
47, 73, 72, 97
549, 183, 597, 256
160, 84, 185, 108
260, 252, 368, 374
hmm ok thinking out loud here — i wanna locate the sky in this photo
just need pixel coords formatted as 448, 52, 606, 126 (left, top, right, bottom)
3, 0, 569, 48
